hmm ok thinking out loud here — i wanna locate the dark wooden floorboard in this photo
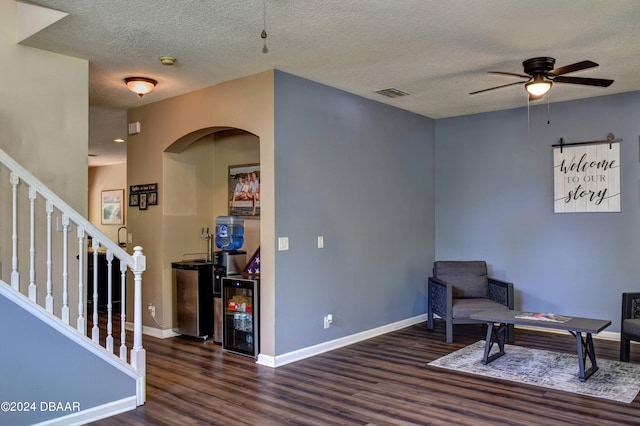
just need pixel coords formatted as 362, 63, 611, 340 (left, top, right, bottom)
89, 320, 640, 426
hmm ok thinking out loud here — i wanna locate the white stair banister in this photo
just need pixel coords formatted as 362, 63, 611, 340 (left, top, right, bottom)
10, 172, 19, 290
77, 226, 86, 335
28, 186, 36, 302
91, 238, 100, 343
45, 200, 54, 313
131, 245, 146, 405
119, 259, 128, 362
61, 213, 70, 325
106, 249, 114, 352
0, 147, 146, 406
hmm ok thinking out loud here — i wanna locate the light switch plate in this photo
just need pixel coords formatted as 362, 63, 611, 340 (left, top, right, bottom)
56, 216, 73, 232
278, 237, 289, 251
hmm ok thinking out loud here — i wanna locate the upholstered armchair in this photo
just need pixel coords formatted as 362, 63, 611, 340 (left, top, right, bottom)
620, 292, 640, 362
427, 260, 514, 343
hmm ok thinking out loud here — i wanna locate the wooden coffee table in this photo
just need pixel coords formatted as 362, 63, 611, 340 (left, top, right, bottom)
470, 309, 611, 381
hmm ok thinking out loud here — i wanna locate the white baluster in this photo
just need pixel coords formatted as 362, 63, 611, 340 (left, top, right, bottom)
76, 226, 85, 335
119, 261, 127, 362
28, 187, 37, 302
45, 200, 53, 313
106, 250, 114, 352
10, 172, 19, 290
131, 246, 146, 404
91, 239, 99, 342
61, 213, 70, 324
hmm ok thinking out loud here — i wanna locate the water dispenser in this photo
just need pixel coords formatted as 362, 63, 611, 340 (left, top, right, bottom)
215, 216, 244, 251
214, 216, 246, 275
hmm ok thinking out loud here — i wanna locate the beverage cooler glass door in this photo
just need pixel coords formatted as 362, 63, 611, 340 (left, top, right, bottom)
222, 277, 259, 358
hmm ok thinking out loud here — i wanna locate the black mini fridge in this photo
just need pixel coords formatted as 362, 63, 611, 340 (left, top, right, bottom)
222, 276, 259, 358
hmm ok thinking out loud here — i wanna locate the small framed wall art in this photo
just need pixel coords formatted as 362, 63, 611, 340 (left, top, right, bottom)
139, 193, 148, 210
101, 189, 124, 225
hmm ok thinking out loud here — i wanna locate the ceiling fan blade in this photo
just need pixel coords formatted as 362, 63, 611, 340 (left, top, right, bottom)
488, 71, 530, 79
549, 60, 598, 76
553, 76, 614, 87
469, 80, 526, 95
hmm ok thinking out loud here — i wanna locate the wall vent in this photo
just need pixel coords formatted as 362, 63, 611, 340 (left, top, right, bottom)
374, 87, 410, 98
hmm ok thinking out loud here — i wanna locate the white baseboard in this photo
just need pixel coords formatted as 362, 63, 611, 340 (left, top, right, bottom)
125, 322, 181, 339
34, 396, 136, 426
256, 314, 429, 368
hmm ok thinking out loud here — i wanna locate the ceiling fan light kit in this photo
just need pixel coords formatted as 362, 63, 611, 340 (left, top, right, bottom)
471, 56, 614, 99
525, 75, 552, 96
124, 77, 157, 97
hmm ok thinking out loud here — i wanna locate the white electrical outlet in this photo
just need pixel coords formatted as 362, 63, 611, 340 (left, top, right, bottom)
323, 314, 333, 329
148, 303, 156, 318
317, 236, 324, 249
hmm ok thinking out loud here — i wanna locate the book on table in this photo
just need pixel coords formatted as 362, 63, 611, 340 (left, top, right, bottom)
515, 312, 572, 323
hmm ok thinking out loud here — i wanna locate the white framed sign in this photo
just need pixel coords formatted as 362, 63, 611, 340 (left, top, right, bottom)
553, 143, 620, 213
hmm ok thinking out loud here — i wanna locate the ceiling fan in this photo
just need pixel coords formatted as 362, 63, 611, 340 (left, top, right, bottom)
470, 57, 614, 100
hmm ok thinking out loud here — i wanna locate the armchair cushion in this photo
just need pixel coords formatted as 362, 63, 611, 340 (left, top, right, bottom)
623, 318, 640, 336
620, 292, 640, 362
433, 260, 488, 298
452, 298, 510, 318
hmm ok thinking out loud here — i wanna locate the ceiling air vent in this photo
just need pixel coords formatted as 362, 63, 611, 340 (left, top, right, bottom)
374, 87, 410, 98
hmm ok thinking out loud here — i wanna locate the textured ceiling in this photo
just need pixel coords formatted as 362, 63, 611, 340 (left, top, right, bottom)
18, 0, 640, 166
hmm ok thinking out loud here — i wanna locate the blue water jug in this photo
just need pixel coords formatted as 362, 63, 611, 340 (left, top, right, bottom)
215, 216, 244, 250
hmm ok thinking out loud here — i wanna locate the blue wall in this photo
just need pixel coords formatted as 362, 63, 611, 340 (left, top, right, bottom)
435, 91, 640, 331
274, 71, 436, 354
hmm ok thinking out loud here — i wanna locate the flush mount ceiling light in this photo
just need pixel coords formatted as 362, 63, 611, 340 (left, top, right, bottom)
123, 77, 157, 97
525, 75, 553, 97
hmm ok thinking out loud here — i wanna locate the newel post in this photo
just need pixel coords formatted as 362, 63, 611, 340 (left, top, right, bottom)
130, 245, 146, 404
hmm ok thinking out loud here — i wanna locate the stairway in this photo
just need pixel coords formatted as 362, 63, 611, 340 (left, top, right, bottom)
0, 148, 146, 425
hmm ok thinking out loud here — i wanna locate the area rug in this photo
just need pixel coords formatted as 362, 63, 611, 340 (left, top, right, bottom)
428, 340, 640, 403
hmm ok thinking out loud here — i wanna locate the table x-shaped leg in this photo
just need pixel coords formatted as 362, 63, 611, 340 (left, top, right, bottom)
571, 331, 599, 381
481, 322, 507, 364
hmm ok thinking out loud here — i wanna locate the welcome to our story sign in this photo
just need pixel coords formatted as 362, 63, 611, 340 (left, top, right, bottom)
553, 142, 620, 213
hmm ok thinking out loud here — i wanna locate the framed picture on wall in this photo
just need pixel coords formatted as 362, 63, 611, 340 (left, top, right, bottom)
228, 163, 260, 218
139, 193, 148, 210
147, 191, 158, 206
129, 193, 139, 207
102, 189, 124, 225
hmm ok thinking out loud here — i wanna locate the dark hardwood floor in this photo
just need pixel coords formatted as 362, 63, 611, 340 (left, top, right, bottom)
89, 320, 640, 426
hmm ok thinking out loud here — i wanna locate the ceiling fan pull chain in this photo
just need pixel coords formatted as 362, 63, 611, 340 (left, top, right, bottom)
261, 0, 268, 54
547, 93, 551, 125
527, 95, 531, 139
